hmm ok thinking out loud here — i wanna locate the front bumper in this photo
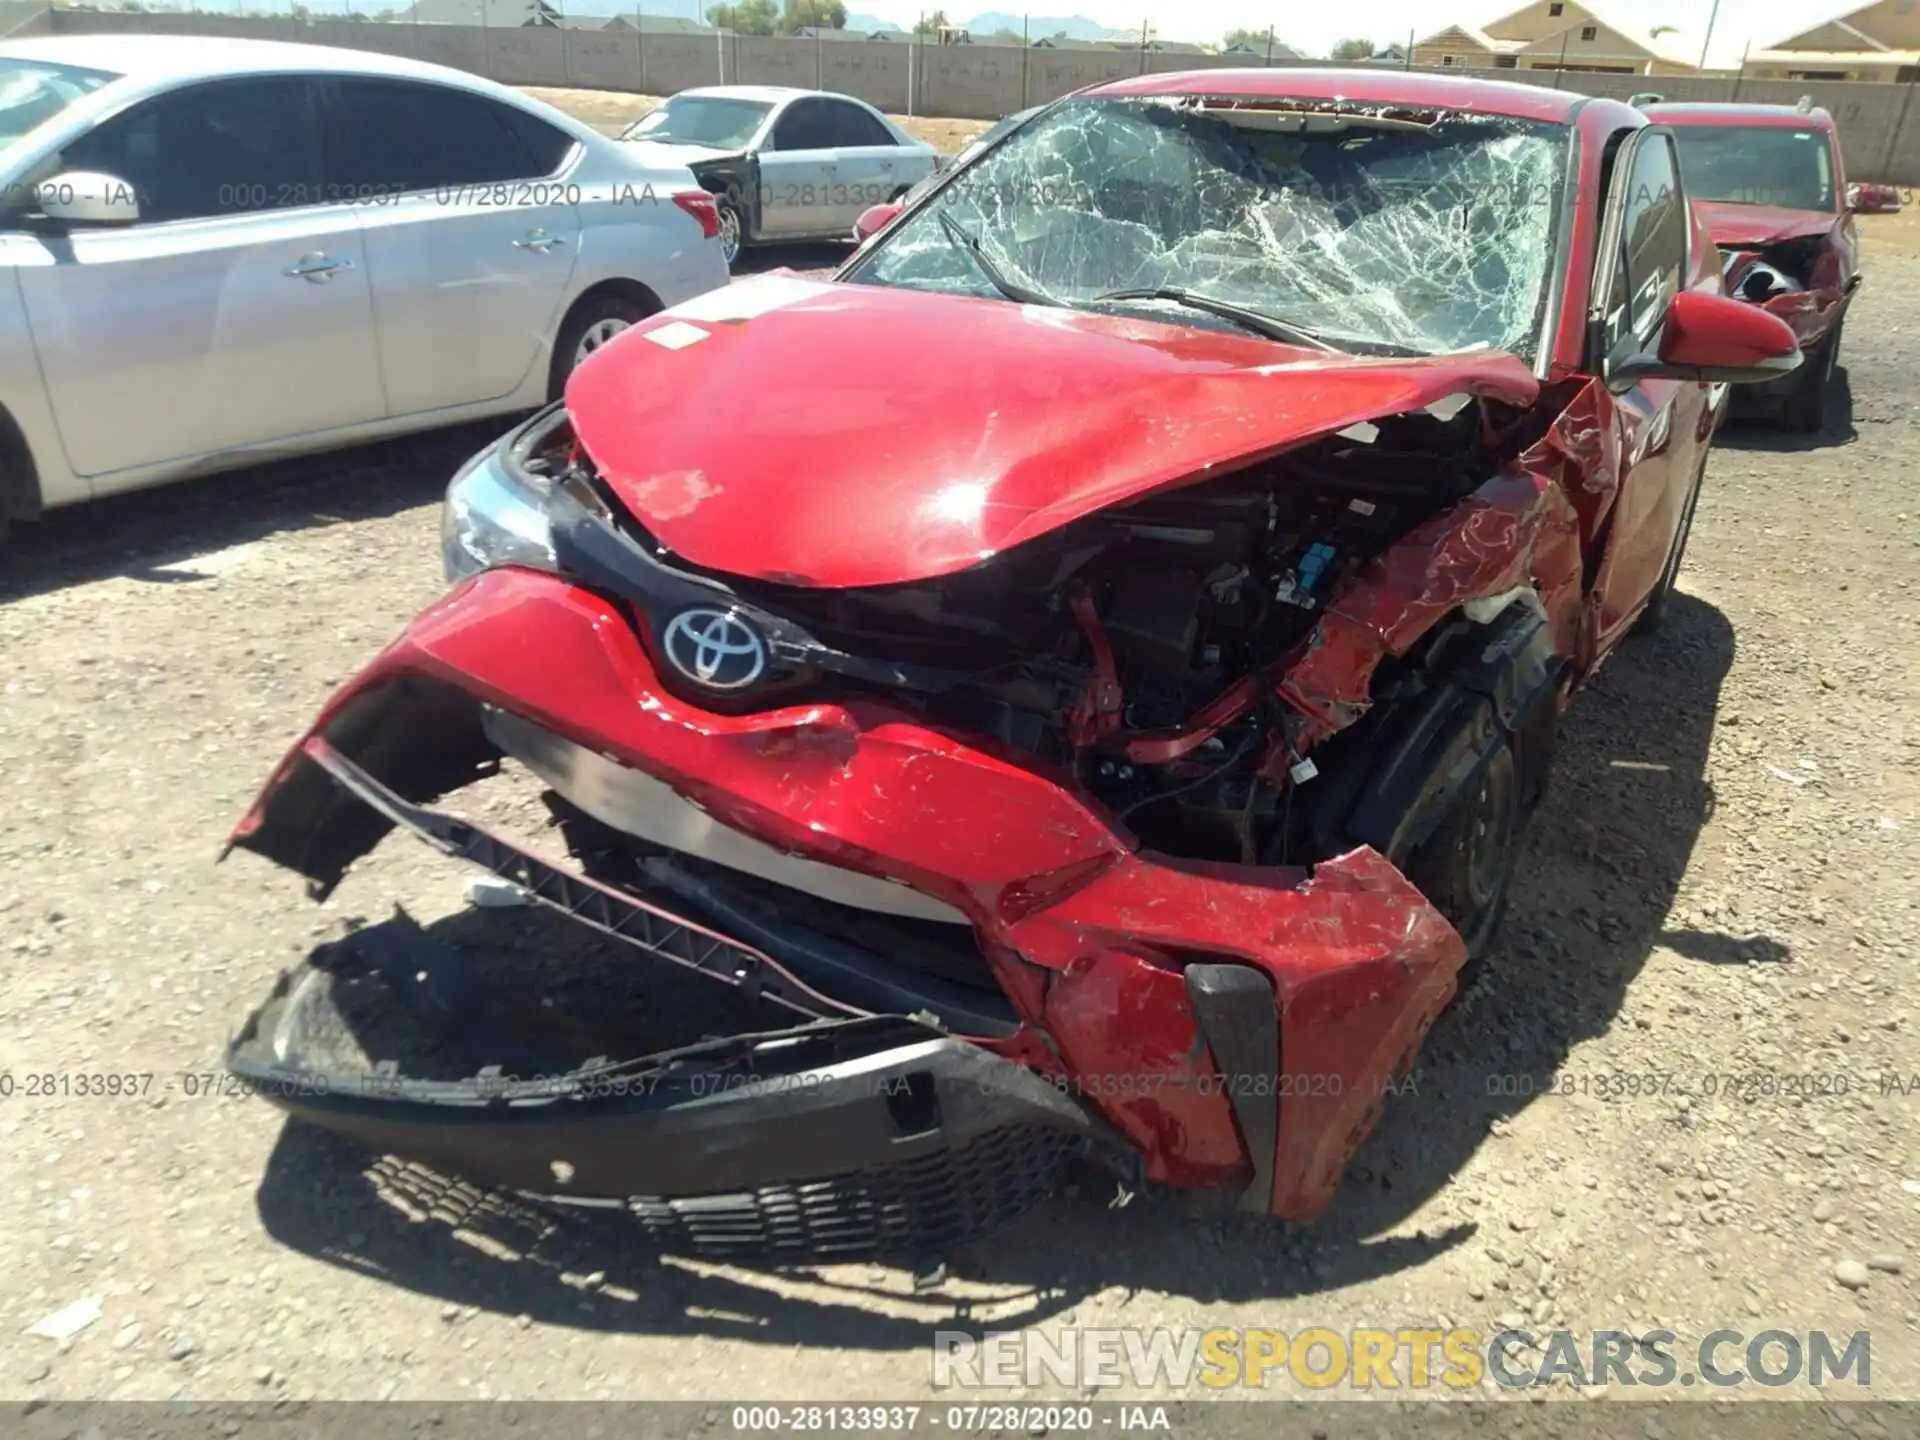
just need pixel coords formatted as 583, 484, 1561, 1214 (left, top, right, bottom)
229, 742, 1118, 1260
228, 567, 1467, 1236
1730, 282, 1852, 403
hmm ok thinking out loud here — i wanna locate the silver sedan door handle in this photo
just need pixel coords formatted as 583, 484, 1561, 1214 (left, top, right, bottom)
514, 229, 566, 253
284, 252, 353, 282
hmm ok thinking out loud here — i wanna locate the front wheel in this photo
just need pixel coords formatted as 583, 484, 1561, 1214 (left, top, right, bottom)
1777, 320, 1840, 433
1402, 740, 1522, 989
716, 197, 742, 268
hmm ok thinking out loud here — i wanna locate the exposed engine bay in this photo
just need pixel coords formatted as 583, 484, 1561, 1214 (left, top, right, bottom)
521, 394, 1527, 872
1723, 239, 1816, 303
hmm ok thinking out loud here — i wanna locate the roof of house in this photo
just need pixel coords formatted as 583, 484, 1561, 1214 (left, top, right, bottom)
1563, 2, 1702, 67
1746, 46, 1920, 64
1466, 1, 1719, 71
1755, 3, 1879, 52
1814, 18, 1898, 49
630, 15, 718, 32
1412, 23, 1527, 55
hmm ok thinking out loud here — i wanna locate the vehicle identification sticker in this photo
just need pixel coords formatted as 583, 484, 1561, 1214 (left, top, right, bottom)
643, 320, 711, 350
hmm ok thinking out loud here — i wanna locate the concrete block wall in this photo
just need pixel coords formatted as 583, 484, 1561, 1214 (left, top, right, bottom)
733, 33, 814, 89
563, 31, 644, 91
820, 42, 910, 113
639, 34, 720, 96
25, 7, 1920, 183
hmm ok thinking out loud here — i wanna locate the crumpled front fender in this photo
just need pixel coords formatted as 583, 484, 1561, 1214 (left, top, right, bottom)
230, 567, 1468, 1221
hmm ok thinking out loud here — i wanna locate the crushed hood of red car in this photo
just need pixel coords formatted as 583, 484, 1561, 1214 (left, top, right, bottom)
564, 274, 1542, 588
1694, 200, 1846, 249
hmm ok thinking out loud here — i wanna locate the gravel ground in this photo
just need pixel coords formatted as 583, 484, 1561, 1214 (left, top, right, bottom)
1, 223, 1918, 1410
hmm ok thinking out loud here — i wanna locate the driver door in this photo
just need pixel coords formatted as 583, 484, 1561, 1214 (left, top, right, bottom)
8, 75, 387, 487
1586, 126, 1707, 650
757, 98, 839, 239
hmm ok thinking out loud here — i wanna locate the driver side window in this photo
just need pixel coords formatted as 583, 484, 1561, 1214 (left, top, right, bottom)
1606, 131, 1686, 357
769, 100, 828, 152
59, 77, 321, 226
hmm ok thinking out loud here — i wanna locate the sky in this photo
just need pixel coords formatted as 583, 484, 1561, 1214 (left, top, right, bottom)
847, 0, 1851, 65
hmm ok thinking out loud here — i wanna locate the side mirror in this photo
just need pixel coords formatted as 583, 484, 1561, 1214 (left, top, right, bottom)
1846, 181, 1902, 215
1614, 290, 1801, 387
852, 200, 903, 243
34, 171, 140, 226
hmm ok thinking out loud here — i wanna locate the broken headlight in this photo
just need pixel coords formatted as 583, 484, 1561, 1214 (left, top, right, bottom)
441, 426, 559, 586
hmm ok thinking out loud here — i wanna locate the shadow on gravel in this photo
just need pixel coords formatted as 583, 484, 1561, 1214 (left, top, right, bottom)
0, 421, 504, 606
250, 593, 1750, 1347
1657, 929, 1793, 966
1712, 365, 1857, 452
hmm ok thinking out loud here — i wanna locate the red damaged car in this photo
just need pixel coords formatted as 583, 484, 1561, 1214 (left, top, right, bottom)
225, 72, 1798, 1260
1648, 100, 1861, 431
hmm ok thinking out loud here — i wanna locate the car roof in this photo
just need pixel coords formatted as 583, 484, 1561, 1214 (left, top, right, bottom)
1643, 101, 1834, 129
673, 84, 866, 106
1084, 67, 1590, 124
0, 33, 488, 86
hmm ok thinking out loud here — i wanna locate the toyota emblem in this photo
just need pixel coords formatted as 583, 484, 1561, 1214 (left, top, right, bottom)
662, 607, 768, 691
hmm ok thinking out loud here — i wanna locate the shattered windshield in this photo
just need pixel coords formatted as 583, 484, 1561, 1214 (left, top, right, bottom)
621, 95, 772, 150
1669, 124, 1836, 212
846, 97, 1569, 360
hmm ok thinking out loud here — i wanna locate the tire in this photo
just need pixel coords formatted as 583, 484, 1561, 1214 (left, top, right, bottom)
1632, 452, 1706, 637
1402, 739, 1522, 987
1777, 320, 1840, 433
0, 434, 31, 549
716, 196, 742, 268
548, 291, 653, 400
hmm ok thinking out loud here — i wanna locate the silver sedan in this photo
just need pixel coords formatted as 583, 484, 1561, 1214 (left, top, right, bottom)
0, 35, 730, 540
618, 85, 938, 266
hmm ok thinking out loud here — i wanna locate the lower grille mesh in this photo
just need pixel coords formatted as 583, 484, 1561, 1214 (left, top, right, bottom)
626, 1122, 1080, 1262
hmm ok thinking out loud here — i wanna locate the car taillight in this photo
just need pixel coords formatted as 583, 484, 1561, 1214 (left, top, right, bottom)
673, 190, 720, 240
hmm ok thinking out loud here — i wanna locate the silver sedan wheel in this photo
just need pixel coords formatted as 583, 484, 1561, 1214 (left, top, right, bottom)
573, 317, 630, 369
718, 204, 741, 266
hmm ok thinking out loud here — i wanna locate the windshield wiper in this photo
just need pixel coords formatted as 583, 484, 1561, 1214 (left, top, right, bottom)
1091, 287, 1341, 352
936, 209, 1061, 308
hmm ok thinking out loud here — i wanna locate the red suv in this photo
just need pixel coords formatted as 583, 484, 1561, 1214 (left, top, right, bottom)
1648, 101, 1861, 431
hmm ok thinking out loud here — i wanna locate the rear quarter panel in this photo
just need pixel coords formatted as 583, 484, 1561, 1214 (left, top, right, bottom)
574, 154, 729, 310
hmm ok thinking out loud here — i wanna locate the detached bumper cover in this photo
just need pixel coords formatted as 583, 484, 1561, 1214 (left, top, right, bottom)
228, 568, 1467, 1225
228, 744, 1116, 1261
232, 958, 1101, 1262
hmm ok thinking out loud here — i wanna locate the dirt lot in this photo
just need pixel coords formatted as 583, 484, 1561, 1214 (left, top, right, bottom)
1, 183, 1919, 1411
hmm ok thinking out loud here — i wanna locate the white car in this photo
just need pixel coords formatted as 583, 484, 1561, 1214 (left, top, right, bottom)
0, 36, 729, 540
617, 85, 938, 265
